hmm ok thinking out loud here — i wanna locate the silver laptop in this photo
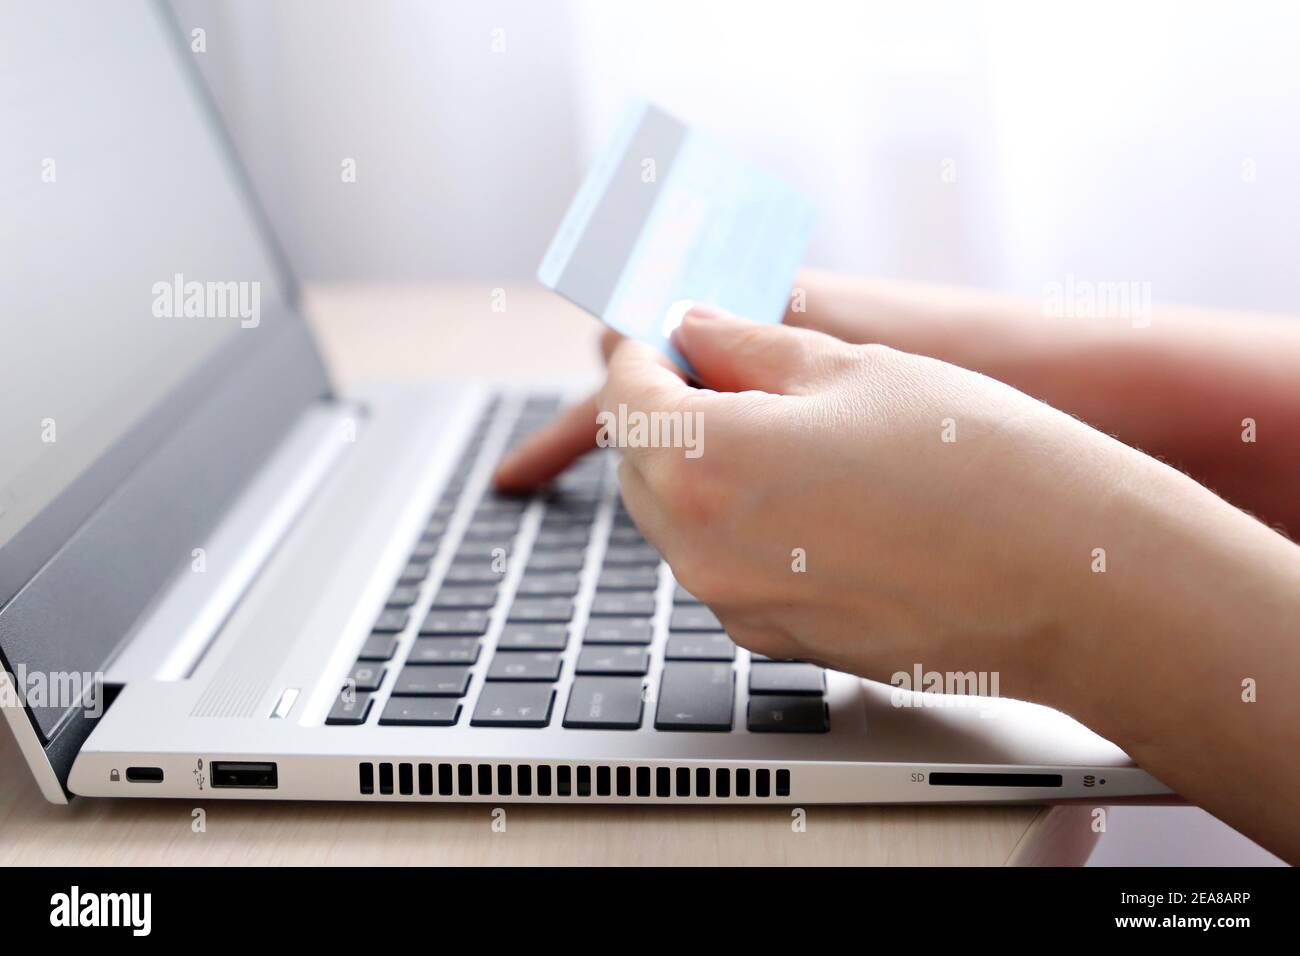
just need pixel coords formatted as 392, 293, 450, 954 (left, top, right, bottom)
0, 0, 1168, 807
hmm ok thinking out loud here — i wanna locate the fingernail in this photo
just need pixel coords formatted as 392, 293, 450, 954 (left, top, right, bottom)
673, 303, 728, 353
669, 325, 686, 353
686, 303, 728, 321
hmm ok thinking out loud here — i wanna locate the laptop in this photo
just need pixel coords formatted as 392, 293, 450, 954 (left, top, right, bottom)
0, 0, 1168, 807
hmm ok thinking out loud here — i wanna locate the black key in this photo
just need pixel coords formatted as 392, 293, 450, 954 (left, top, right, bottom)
347, 663, 386, 693
357, 634, 398, 661
747, 695, 829, 733
479, 483, 530, 500
407, 637, 481, 665
563, 677, 644, 729
409, 539, 439, 561
526, 550, 586, 573
429, 587, 498, 610
522, 395, 561, 413
669, 605, 722, 631
601, 545, 661, 567
496, 623, 568, 651
386, 585, 422, 608
456, 540, 512, 560
471, 684, 554, 727
515, 572, 580, 597
607, 524, 647, 545
532, 527, 590, 550
463, 512, 520, 530
507, 597, 574, 623
589, 592, 656, 617
539, 516, 592, 535
665, 632, 736, 662
474, 497, 528, 516
392, 665, 471, 697
442, 562, 505, 586
546, 494, 599, 513
420, 610, 490, 636
326, 691, 372, 725
749, 662, 826, 696
582, 617, 653, 645
553, 463, 603, 480
597, 567, 658, 590
461, 519, 521, 540
380, 698, 460, 726
552, 470, 602, 492
552, 497, 601, 516
371, 608, 410, 633
576, 645, 650, 676
487, 652, 562, 682
544, 496, 598, 515
673, 583, 702, 605
397, 561, 431, 584
654, 663, 734, 732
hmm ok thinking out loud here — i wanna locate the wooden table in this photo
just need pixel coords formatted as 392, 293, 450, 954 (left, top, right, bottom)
0, 282, 1043, 866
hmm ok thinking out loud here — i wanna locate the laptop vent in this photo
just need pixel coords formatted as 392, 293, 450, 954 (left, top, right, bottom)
357, 762, 791, 799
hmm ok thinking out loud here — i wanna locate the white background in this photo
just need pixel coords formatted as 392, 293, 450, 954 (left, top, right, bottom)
175, 0, 1300, 313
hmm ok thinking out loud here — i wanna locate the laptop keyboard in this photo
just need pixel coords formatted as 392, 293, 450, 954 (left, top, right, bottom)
327, 393, 830, 734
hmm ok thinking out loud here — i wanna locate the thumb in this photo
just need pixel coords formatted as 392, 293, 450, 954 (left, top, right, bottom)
670, 304, 850, 395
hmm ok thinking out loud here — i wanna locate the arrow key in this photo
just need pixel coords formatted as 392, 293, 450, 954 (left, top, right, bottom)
654, 662, 734, 732
471, 683, 555, 728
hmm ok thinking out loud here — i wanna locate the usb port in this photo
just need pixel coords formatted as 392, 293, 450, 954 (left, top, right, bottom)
210, 761, 278, 789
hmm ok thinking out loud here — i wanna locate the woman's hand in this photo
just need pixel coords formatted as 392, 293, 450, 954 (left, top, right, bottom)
591, 308, 1173, 700
497, 303, 1230, 699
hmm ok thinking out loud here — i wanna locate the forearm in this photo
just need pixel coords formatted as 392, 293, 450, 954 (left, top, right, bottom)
793, 270, 1300, 528
1049, 455, 1300, 863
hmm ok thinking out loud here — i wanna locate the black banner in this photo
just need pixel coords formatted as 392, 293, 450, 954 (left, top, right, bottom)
9, 866, 1290, 939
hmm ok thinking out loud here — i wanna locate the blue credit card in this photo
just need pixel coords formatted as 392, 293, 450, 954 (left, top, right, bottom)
538, 99, 816, 372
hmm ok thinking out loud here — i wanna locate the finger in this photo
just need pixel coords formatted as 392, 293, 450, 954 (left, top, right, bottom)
493, 327, 663, 493
782, 267, 824, 328
612, 454, 667, 550
598, 337, 693, 417
670, 305, 851, 395
714, 617, 805, 663
599, 328, 622, 364
493, 391, 601, 492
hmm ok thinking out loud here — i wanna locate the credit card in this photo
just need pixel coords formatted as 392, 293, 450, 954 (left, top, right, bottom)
537, 99, 816, 372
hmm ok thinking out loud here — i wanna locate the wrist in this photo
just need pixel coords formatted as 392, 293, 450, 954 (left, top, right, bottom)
1042, 448, 1300, 751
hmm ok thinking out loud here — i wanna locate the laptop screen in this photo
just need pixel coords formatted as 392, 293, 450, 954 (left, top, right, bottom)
0, 0, 293, 552
0, 0, 328, 764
